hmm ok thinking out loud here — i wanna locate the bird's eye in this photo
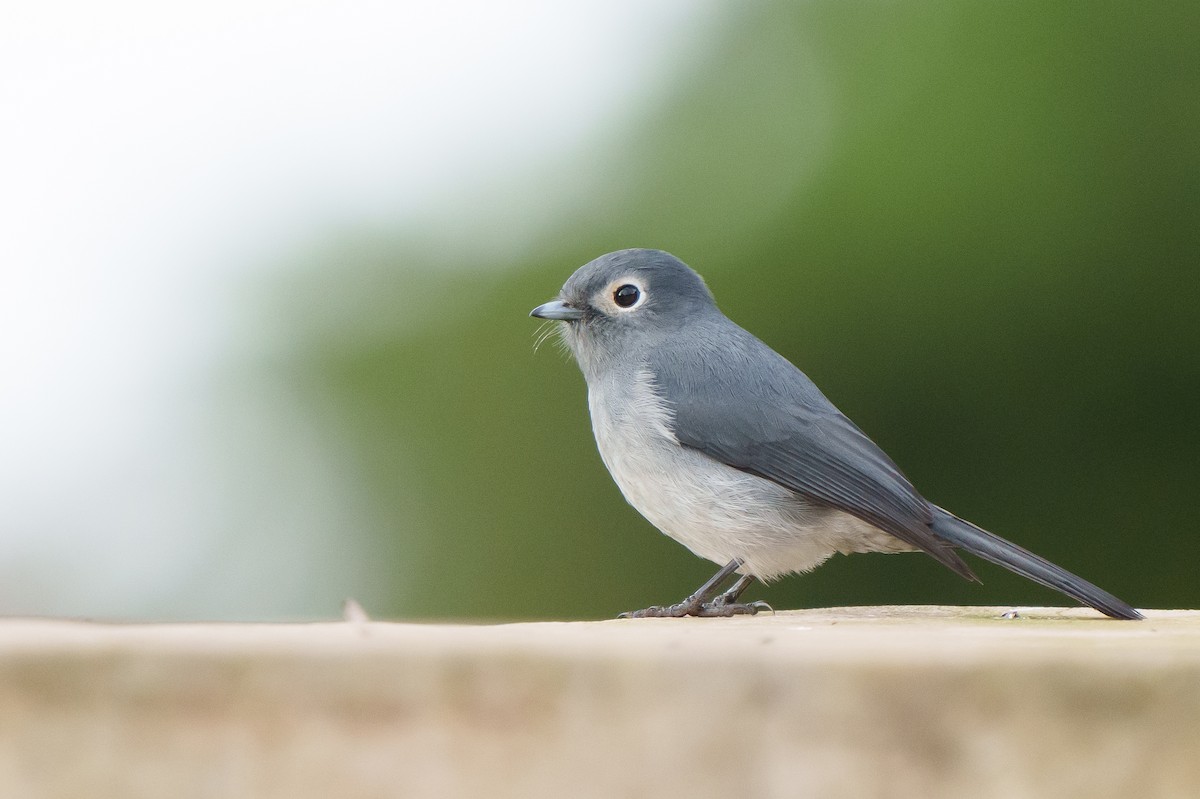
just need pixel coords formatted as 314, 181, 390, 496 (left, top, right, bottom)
613, 284, 641, 308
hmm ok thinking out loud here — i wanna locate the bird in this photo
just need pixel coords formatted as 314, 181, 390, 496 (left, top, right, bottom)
529, 248, 1141, 620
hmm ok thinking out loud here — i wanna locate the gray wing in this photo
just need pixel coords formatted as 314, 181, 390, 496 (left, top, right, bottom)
650, 329, 976, 580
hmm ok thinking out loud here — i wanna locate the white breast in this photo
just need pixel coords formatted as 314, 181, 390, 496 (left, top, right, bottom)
586, 369, 905, 581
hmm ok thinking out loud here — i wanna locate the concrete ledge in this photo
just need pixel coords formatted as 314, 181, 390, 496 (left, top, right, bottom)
1, 606, 1197, 798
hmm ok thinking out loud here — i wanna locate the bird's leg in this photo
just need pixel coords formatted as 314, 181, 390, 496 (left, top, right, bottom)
619, 560, 769, 618
706, 574, 773, 616
619, 559, 740, 618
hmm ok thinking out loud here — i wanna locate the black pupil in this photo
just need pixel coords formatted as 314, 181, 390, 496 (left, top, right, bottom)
614, 284, 640, 308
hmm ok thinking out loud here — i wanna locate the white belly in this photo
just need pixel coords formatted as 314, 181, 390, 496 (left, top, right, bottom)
587, 372, 908, 581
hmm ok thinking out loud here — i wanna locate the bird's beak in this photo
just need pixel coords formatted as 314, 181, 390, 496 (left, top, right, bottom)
529, 300, 584, 321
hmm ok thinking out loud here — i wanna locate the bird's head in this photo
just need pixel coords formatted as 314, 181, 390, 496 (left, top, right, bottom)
530, 249, 718, 378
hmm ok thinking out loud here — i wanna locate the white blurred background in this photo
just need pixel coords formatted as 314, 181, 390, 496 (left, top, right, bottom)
0, 1, 719, 619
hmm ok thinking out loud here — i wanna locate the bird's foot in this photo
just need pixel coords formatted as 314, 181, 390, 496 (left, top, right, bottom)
619, 598, 773, 619
618, 604, 686, 619
707, 595, 774, 617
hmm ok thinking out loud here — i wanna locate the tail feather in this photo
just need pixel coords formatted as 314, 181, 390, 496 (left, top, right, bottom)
931, 506, 1142, 620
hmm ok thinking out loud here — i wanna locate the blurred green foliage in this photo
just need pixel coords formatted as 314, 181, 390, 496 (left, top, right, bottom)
278, 2, 1198, 619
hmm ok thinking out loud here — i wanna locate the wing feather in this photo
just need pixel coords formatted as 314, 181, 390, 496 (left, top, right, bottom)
650, 330, 976, 580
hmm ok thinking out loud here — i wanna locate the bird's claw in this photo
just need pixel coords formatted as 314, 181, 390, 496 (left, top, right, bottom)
698, 598, 774, 617
619, 603, 692, 619
618, 598, 773, 619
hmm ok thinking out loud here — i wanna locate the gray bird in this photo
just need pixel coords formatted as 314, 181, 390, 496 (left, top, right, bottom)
530, 249, 1141, 620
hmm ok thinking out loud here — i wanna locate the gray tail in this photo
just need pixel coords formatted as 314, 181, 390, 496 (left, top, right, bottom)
931, 506, 1142, 620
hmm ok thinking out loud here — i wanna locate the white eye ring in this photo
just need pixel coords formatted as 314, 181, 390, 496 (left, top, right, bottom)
609, 280, 646, 311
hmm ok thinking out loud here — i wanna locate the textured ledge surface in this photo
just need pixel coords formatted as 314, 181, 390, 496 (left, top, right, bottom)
1, 606, 1197, 799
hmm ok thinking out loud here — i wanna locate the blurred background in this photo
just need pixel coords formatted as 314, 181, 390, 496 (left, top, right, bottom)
2, 1, 1195, 621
